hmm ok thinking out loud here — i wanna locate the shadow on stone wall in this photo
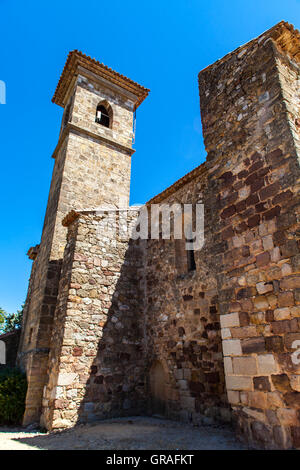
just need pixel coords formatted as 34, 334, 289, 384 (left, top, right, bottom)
75, 238, 148, 424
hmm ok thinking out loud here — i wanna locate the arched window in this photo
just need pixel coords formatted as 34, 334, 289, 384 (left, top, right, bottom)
95, 104, 111, 128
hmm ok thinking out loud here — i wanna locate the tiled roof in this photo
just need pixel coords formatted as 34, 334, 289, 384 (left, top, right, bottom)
52, 50, 150, 108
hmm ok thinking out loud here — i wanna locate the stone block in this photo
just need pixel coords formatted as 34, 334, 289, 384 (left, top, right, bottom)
271, 319, 298, 334
271, 247, 281, 262
50, 386, 64, 399
257, 354, 278, 374
222, 339, 242, 356
278, 292, 294, 308
280, 276, 300, 290
226, 375, 253, 391
256, 282, 273, 295
284, 332, 300, 350
249, 391, 268, 409
256, 252, 270, 267
239, 311, 250, 326
291, 306, 300, 318
254, 296, 269, 310
242, 337, 265, 354
266, 335, 284, 352
57, 373, 77, 386
227, 390, 240, 404
52, 419, 73, 429
263, 206, 281, 221
220, 312, 240, 328
253, 376, 271, 392
221, 327, 231, 339
231, 326, 258, 339
224, 357, 233, 375
290, 375, 300, 392
262, 235, 274, 251
259, 182, 280, 201
284, 392, 300, 408
282, 263, 292, 275
233, 356, 257, 375
281, 240, 299, 258
271, 374, 292, 392
274, 307, 291, 320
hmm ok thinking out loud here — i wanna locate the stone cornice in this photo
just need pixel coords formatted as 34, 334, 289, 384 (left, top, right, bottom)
77, 67, 139, 105
52, 122, 135, 159
27, 244, 40, 261
52, 50, 150, 109
62, 207, 142, 227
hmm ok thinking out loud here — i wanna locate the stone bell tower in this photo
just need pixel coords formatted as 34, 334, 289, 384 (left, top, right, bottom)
18, 50, 149, 425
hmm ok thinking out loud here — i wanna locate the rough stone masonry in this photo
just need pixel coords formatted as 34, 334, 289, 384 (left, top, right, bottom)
17, 21, 300, 449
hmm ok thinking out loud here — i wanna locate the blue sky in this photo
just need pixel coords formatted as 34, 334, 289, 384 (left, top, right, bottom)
0, 0, 299, 314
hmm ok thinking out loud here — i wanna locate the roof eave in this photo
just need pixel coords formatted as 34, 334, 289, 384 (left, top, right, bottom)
52, 50, 150, 109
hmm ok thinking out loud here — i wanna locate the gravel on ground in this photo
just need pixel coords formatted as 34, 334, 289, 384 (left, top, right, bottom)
0, 416, 247, 450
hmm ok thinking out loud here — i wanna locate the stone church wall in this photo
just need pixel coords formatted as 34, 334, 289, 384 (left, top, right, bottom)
41, 210, 146, 429
143, 22, 300, 448
197, 25, 300, 449
18, 23, 300, 449
144, 172, 230, 424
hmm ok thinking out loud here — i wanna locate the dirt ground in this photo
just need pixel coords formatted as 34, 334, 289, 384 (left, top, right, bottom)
0, 416, 247, 450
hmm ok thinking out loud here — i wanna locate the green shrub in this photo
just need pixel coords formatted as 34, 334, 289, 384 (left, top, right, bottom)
0, 368, 27, 425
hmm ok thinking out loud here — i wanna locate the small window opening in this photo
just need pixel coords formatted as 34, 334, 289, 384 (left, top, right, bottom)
95, 105, 110, 128
186, 238, 196, 272
175, 237, 196, 274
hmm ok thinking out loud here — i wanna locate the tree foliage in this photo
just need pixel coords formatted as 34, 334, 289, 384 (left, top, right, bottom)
0, 304, 24, 334
0, 308, 5, 326
0, 368, 27, 424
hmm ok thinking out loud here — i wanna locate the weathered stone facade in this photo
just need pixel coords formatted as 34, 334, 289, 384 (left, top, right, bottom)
196, 22, 300, 449
41, 210, 146, 429
17, 50, 149, 425
19, 22, 300, 448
